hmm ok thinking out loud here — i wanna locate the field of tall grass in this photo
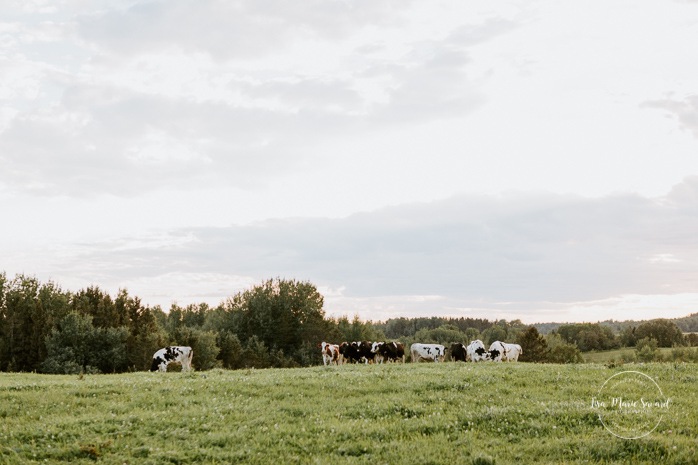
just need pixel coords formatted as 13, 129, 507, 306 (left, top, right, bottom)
1, 362, 695, 464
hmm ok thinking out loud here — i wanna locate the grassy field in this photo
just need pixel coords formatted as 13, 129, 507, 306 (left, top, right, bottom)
1, 363, 696, 464
583, 348, 676, 363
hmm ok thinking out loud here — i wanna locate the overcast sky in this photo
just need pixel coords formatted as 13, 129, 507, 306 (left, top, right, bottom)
2, 0, 698, 324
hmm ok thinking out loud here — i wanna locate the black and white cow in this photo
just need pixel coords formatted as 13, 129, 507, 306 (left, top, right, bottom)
150, 346, 193, 372
466, 340, 489, 362
339, 341, 374, 364
450, 342, 467, 362
372, 341, 405, 363
488, 341, 507, 362
410, 343, 446, 363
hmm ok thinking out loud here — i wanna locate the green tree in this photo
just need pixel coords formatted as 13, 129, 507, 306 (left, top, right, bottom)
463, 328, 481, 342
555, 323, 618, 351
118, 291, 166, 370
517, 326, 549, 362
172, 326, 220, 371
546, 333, 583, 363
224, 278, 331, 365
413, 324, 466, 346
481, 325, 508, 346
41, 312, 129, 374
217, 330, 245, 369
71, 286, 123, 328
1, 275, 71, 371
634, 319, 684, 348
635, 337, 660, 362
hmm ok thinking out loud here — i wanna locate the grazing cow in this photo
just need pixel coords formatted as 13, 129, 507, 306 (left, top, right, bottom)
466, 340, 489, 362
321, 342, 341, 366
372, 341, 405, 363
150, 346, 193, 372
503, 343, 522, 362
450, 343, 467, 362
371, 342, 385, 364
410, 343, 446, 363
340, 341, 374, 364
488, 341, 507, 362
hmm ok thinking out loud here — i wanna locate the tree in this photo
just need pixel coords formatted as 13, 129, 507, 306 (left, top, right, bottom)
517, 327, 549, 362
71, 286, 122, 328
634, 319, 684, 348
546, 333, 583, 363
224, 278, 330, 365
635, 337, 660, 362
481, 325, 508, 346
172, 326, 220, 371
217, 330, 245, 369
413, 324, 466, 346
118, 291, 166, 370
555, 323, 618, 352
41, 312, 129, 374
0, 275, 70, 371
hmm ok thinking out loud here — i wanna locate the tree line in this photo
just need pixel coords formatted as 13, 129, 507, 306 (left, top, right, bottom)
0, 272, 695, 373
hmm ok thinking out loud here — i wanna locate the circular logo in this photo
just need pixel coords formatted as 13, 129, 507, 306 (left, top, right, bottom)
591, 371, 670, 439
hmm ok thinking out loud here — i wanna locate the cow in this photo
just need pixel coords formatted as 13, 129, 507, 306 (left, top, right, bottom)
410, 343, 446, 363
466, 340, 489, 362
450, 342, 467, 362
150, 346, 193, 372
321, 342, 341, 366
372, 341, 405, 363
503, 343, 522, 362
488, 341, 507, 362
371, 341, 385, 364
340, 341, 374, 364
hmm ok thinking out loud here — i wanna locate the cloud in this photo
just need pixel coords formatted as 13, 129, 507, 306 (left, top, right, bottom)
0, 2, 518, 198
44, 178, 698, 317
643, 95, 698, 140
76, 0, 413, 60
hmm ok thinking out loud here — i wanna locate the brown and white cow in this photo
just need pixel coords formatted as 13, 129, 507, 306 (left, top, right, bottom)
321, 342, 341, 366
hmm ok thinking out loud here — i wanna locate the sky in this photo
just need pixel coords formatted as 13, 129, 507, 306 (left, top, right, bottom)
2, 0, 698, 324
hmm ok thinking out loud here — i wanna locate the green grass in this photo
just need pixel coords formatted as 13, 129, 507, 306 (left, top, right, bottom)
583, 348, 676, 363
0, 363, 696, 464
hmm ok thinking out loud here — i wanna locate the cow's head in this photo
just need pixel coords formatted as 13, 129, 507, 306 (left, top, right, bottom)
150, 357, 166, 372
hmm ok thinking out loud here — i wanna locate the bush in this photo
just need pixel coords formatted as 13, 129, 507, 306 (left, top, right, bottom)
670, 346, 698, 363
635, 319, 684, 348
549, 344, 583, 363
41, 312, 129, 374
635, 337, 660, 362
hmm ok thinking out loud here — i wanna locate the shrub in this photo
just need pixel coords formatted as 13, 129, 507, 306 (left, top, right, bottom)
635, 337, 660, 362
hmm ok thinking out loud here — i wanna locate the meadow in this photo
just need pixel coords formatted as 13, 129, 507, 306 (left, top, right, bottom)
583, 348, 676, 364
0, 363, 696, 465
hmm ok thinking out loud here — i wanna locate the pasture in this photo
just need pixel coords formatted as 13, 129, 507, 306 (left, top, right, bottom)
583, 348, 676, 364
0, 363, 696, 464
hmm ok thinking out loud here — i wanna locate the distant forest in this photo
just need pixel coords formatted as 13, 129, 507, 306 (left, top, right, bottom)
1, 272, 696, 373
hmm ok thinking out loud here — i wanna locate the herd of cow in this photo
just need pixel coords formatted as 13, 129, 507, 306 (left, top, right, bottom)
321, 340, 523, 365
147, 340, 523, 372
